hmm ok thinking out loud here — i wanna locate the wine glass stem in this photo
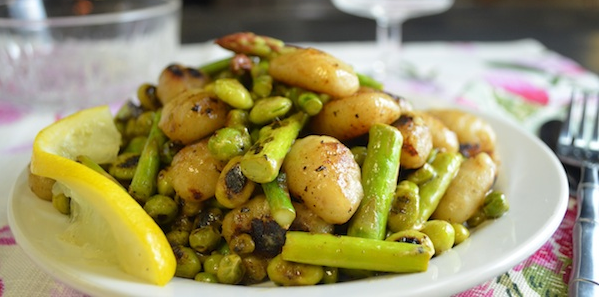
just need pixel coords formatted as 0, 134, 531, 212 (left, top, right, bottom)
374, 18, 403, 80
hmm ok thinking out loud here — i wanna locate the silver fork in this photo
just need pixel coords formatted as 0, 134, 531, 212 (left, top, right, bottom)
557, 91, 599, 297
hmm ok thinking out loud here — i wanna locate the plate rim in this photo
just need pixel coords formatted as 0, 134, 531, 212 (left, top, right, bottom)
7, 99, 570, 297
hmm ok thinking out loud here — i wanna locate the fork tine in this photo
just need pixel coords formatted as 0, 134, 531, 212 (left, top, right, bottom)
592, 92, 599, 143
576, 92, 588, 142
559, 91, 576, 146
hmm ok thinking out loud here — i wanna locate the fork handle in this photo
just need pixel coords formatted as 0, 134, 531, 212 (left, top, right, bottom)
569, 164, 599, 297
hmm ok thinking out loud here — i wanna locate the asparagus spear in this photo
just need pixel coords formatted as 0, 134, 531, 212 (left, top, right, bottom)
261, 172, 296, 229
416, 151, 462, 227
281, 231, 432, 273
347, 123, 403, 240
199, 57, 233, 77
240, 112, 308, 183
129, 110, 166, 204
76, 155, 123, 188
214, 32, 291, 59
357, 72, 383, 90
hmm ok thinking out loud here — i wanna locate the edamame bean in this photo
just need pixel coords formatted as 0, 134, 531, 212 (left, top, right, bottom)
208, 127, 252, 161
248, 96, 293, 125
214, 78, 254, 109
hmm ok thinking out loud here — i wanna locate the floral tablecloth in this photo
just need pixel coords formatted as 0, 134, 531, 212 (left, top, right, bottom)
1, 40, 598, 296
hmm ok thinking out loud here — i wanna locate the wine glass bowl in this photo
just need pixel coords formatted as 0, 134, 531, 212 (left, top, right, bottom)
331, 0, 454, 81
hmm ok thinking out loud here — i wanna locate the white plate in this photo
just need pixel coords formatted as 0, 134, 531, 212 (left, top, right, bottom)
7, 99, 569, 297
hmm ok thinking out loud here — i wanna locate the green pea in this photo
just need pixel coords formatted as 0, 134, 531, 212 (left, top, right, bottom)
173, 245, 202, 279
217, 254, 245, 285
156, 170, 174, 197
483, 191, 509, 218
420, 220, 455, 256
194, 272, 218, 283
189, 226, 221, 254
166, 229, 190, 247
143, 195, 178, 225
229, 233, 255, 255
203, 253, 224, 275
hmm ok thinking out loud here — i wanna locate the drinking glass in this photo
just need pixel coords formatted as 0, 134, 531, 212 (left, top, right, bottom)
331, 0, 454, 81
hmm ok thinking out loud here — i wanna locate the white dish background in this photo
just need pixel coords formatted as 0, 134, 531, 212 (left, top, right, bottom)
8, 98, 569, 297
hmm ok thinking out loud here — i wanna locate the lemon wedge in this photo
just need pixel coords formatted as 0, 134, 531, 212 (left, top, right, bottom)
30, 105, 176, 286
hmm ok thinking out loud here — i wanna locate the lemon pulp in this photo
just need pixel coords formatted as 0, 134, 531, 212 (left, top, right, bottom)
30, 105, 176, 286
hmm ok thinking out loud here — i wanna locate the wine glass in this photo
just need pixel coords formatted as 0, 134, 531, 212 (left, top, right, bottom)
331, 0, 454, 82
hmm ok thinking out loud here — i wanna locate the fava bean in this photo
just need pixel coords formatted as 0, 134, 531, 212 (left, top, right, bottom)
452, 223, 470, 245
267, 254, 324, 286
420, 220, 455, 256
